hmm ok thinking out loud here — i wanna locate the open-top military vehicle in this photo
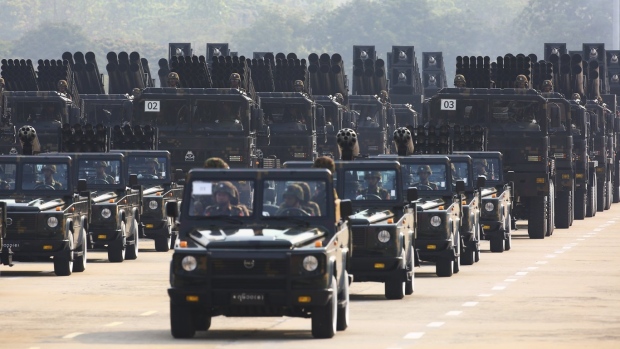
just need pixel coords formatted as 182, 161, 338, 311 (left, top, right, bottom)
70, 153, 141, 262
133, 87, 261, 170
122, 150, 182, 252
166, 168, 351, 338
0, 155, 90, 275
454, 151, 513, 253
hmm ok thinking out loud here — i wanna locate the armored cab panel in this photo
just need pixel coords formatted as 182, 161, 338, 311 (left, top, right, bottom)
206, 43, 230, 63
544, 43, 567, 61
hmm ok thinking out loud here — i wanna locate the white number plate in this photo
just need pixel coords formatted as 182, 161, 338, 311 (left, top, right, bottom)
144, 101, 160, 112
441, 99, 456, 110
3, 243, 19, 249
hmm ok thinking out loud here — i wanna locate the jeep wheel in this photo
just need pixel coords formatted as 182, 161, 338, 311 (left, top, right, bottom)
461, 239, 475, 265
312, 276, 337, 338
155, 226, 172, 252
72, 229, 87, 272
504, 215, 512, 251
528, 196, 547, 239
405, 246, 414, 295
490, 237, 504, 253
108, 222, 126, 263
546, 181, 555, 237
54, 231, 74, 276
336, 271, 350, 331
574, 188, 586, 220
436, 258, 453, 277
587, 173, 597, 217
452, 231, 460, 274
170, 303, 196, 338
555, 190, 571, 229
125, 218, 139, 260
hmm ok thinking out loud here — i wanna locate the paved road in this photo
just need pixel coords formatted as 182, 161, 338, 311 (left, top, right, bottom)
2, 206, 620, 349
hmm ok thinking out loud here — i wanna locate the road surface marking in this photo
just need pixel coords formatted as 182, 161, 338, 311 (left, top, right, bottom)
104, 322, 123, 327
536, 261, 548, 265
140, 311, 158, 316
563, 246, 573, 249
526, 267, 538, 270
577, 239, 585, 241
593, 228, 603, 231
546, 254, 557, 258
463, 302, 478, 307
515, 271, 528, 276
427, 322, 445, 327
62, 332, 84, 339
404, 332, 424, 339
492, 286, 505, 291
555, 250, 565, 254
504, 278, 517, 282
478, 293, 493, 297
446, 311, 463, 316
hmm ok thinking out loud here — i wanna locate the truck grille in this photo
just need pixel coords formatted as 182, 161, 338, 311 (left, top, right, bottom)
211, 279, 287, 290
7, 214, 38, 234
211, 258, 288, 277
352, 230, 367, 247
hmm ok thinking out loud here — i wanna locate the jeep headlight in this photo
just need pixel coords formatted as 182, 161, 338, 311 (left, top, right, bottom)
181, 256, 197, 271
485, 202, 495, 212
377, 230, 391, 243
302, 255, 319, 272
430, 216, 442, 227
101, 208, 112, 219
148, 200, 159, 210
47, 216, 59, 228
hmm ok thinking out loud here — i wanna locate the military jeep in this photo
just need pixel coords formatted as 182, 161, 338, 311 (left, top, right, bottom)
166, 168, 352, 339
0, 155, 90, 276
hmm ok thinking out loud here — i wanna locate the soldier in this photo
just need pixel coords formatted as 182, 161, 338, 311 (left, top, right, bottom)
473, 159, 488, 178
276, 184, 309, 216
541, 80, 553, 93
204, 181, 247, 216
293, 80, 305, 93
334, 93, 344, 105
359, 171, 390, 199
145, 158, 160, 178
312, 156, 338, 210
167, 72, 180, 88
515, 75, 528, 89
92, 161, 115, 184
131, 88, 141, 99
230, 73, 243, 90
38, 165, 63, 190
57, 80, 72, 99
572, 93, 581, 103
296, 182, 321, 216
0, 77, 4, 91
413, 165, 438, 190
454, 74, 466, 88
204, 157, 229, 169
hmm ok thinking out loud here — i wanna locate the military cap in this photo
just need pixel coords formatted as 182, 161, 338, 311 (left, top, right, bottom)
364, 171, 382, 179
0, 78, 4, 86
295, 182, 312, 203
282, 184, 304, 201
572, 93, 581, 100
542, 80, 553, 87
41, 164, 57, 173
131, 88, 141, 96
167, 72, 180, 80
515, 75, 528, 88
294, 80, 304, 87
313, 156, 335, 174
145, 158, 159, 165
454, 74, 466, 85
57, 80, 68, 88
95, 161, 109, 167
416, 165, 432, 174
334, 93, 344, 103
516, 75, 528, 82
473, 159, 487, 167
204, 157, 229, 169
229, 73, 241, 81
213, 181, 237, 198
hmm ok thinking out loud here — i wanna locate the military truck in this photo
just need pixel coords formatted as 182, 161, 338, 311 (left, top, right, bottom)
0, 155, 90, 275
132, 87, 261, 171
0, 202, 9, 266
569, 98, 596, 219
79, 94, 133, 127
122, 150, 182, 252
166, 168, 352, 338
71, 153, 141, 262
314, 95, 348, 157
426, 88, 557, 239
585, 99, 614, 212
348, 95, 389, 155
256, 91, 317, 164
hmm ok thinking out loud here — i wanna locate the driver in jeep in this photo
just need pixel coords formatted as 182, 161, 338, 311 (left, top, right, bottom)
413, 165, 438, 190
358, 171, 390, 200
38, 165, 63, 190
275, 184, 311, 216
92, 161, 115, 184
204, 181, 247, 217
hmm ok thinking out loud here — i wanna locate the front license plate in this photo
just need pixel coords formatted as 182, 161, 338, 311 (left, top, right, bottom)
3, 242, 19, 249
230, 293, 265, 305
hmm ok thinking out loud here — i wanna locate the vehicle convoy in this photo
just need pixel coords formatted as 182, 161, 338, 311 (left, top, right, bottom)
455, 151, 513, 253
122, 150, 183, 252
69, 153, 141, 262
0, 155, 90, 276
166, 168, 352, 339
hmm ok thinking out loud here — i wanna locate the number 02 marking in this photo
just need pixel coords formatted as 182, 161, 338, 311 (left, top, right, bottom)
441, 99, 456, 110
145, 101, 160, 112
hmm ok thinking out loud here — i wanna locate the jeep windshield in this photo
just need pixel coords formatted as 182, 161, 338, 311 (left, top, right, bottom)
127, 155, 170, 183
342, 169, 398, 202
21, 163, 69, 191
188, 179, 255, 218
0, 163, 17, 191
262, 179, 328, 218
77, 159, 122, 186
401, 163, 449, 192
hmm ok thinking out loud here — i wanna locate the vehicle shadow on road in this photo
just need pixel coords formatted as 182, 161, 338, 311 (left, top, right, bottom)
350, 294, 388, 301
0, 270, 56, 277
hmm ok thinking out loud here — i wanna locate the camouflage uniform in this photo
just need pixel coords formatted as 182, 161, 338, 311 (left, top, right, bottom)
313, 156, 339, 200
515, 75, 528, 89
293, 80, 305, 93
454, 74, 466, 88
359, 171, 390, 199
38, 165, 63, 190
204, 157, 229, 169
93, 161, 115, 184
57, 80, 73, 99
473, 159, 488, 177
295, 182, 321, 216
230, 73, 244, 91
204, 181, 247, 216
167, 72, 180, 88
276, 184, 310, 215
413, 165, 438, 190
541, 80, 553, 93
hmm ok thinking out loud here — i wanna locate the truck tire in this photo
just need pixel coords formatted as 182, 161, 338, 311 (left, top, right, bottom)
170, 303, 196, 338
436, 258, 453, 277
461, 239, 476, 264
528, 196, 547, 239
385, 249, 405, 300
108, 222, 126, 263
555, 190, 571, 229
405, 245, 414, 295
504, 215, 512, 251
546, 181, 555, 237
490, 237, 504, 253
337, 271, 350, 331
72, 229, 87, 273
587, 174, 597, 217
452, 231, 460, 274
312, 276, 337, 338
125, 218, 139, 260
574, 188, 586, 220
605, 180, 612, 210
597, 177, 605, 212
54, 231, 74, 276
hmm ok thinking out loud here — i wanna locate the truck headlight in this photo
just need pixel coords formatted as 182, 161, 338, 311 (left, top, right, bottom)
101, 208, 112, 219
430, 216, 442, 227
148, 200, 159, 210
377, 230, 391, 243
47, 217, 59, 228
181, 256, 197, 271
302, 255, 319, 272
485, 202, 495, 212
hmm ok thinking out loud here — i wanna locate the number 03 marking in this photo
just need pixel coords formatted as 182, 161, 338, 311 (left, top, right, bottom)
145, 101, 160, 112
441, 99, 456, 110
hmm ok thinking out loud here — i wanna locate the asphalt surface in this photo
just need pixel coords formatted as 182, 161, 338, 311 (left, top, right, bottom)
1, 205, 620, 349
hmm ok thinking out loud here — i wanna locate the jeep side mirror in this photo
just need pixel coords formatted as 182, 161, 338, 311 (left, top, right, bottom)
340, 199, 352, 219
129, 174, 139, 187
456, 179, 466, 193
407, 187, 419, 202
166, 201, 178, 218
476, 175, 486, 189
77, 179, 87, 193
174, 169, 185, 185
